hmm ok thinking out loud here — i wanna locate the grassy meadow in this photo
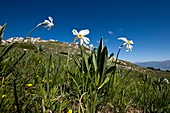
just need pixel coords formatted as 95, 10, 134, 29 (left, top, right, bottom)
0, 23, 170, 113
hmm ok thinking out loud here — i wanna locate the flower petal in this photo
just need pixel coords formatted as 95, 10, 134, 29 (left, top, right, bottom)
82, 39, 89, 44
47, 26, 52, 30
82, 37, 90, 44
79, 29, 90, 36
118, 37, 128, 42
49, 22, 54, 27
126, 44, 133, 51
130, 40, 134, 44
44, 20, 50, 24
126, 44, 130, 50
123, 42, 127, 46
129, 44, 133, 51
79, 39, 83, 45
126, 49, 129, 52
48, 17, 53, 22
72, 29, 78, 35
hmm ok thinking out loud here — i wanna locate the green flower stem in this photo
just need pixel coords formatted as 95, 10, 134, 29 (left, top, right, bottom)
25, 25, 39, 38
13, 25, 39, 52
112, 45, 123, 84
115, 45, 123, 67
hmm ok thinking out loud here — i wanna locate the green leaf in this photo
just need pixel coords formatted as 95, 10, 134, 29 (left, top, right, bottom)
33, 102, 40, 113
73, 55, 81, 71
97, 38, 103, 66
81, 46, 89, 73
0, 44, 14, 59
98, 75, 110, 90
109, 53, 114, 59
105, 66, 116, 75
99, 46, 108, 76
52, 55, 61, 87
0, 23, 7, 43
92, 53, 97, 72
1, 57, 11, 64
98, 46, 108, 84
83, 52, 89, 73
71, 75, 81, 95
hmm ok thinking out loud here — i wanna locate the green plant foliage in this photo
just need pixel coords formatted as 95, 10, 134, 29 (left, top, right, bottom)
0, 23, 7, 44
0, 37, 170, 112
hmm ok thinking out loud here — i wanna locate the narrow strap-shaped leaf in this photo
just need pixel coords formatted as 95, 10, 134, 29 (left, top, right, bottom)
0, 44, 14, 59
71, 75, 81, 95
109, 53, 114, 59
92, 53, 97, 72
81, 46, 89, 73
0, 23, 7, 43
98, 75, 110, 90
98, 46, 108, 84
97, 38, 103, 66
73, 55, 81, 71
105, 66, 116, 75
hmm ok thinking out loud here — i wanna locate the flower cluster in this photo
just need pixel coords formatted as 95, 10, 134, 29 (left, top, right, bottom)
12, 16, 135, 51
71, 29, 134, 51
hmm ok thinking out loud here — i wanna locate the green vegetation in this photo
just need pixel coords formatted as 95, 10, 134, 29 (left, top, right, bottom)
0, 23, 170, 113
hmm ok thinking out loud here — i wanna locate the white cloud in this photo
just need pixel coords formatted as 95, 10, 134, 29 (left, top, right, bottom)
96, 40, 100, 43
108, 31, 114, 35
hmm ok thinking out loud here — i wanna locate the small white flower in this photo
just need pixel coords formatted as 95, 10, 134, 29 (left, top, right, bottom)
37, 17, 54, 30
72, 29, 90, 46
163, 78, 169, 84
23, 49, 27, 51
118, 37, 134, 51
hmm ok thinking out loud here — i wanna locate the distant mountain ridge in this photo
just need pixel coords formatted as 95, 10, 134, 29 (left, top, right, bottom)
136, 60, 170, 70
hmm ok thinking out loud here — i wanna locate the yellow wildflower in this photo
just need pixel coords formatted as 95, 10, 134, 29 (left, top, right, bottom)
27, 84, 33, 87
67, 109, 72, 113
2, 94, 6, 98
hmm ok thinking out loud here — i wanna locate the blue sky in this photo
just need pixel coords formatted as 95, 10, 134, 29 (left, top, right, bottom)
1, 0, 170, 62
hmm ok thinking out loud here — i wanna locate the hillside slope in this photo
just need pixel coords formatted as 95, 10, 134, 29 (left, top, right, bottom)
1, 38, 170, 78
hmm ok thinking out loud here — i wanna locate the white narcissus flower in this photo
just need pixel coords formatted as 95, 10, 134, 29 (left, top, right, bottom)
37, 17, 54, 30
118, 37, 134, 51
72, 29, 90, 45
